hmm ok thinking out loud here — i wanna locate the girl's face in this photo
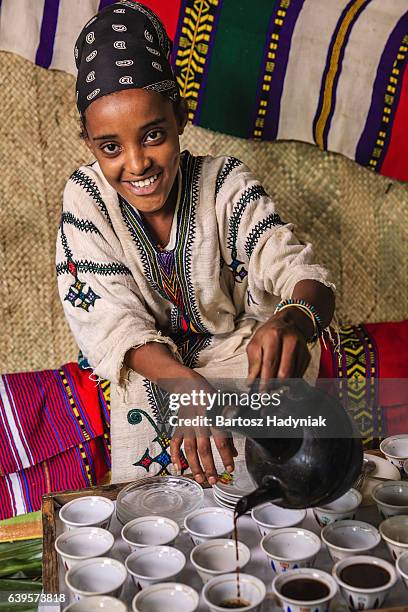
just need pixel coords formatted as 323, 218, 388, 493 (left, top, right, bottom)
83, 88, 187, 215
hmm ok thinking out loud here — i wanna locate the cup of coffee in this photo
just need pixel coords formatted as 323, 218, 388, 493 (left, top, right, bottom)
332, 554, 397, 610
272, 568, 337, 612
202, 572, 266, 611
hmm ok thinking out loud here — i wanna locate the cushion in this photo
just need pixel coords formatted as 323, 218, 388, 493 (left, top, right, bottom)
319, 319, 408, 446
0, 364, 110, 519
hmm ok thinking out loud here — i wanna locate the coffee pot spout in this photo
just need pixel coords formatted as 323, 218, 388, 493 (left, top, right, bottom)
235, 477, 284, 517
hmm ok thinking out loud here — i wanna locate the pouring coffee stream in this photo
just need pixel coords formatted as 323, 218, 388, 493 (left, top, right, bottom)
214, 381, 363, 517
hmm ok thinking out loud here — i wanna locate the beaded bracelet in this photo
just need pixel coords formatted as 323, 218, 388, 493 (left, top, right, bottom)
277, 303, 319, 340
274, 298, 323, 342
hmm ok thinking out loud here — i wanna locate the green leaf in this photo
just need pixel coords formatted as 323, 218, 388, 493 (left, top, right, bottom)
0, 540, 42, 564
0, 579, 42, 592
0, 560, 42, 579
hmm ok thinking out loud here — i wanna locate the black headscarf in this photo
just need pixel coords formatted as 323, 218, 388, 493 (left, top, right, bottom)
74, 0, 179, 116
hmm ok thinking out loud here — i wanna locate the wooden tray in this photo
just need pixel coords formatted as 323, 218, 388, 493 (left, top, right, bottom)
42, 481, 126, 594
41, 454, 407, 611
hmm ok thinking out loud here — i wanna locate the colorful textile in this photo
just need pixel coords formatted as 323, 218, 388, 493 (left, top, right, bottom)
319, 319, 408, 448
0, 363, 111, 519
0, 437, 109, 519
0, 1, 407, 181
56, 150, 327, 482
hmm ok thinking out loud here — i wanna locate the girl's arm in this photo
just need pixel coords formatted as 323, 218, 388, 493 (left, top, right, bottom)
125, 343, 237, 484
125, 342, 195, 389
247, 279, 335, 389
215, 157, 336, 389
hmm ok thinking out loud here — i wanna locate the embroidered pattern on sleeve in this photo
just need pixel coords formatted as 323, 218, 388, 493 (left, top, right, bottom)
61, 212, 102, 235
215, 156, 243, 197
56, 260, 131, 277
57, 205, 131, 311
244, 212, 284, 259
128, 329, 212, 476
226, 184, 267, 283
64, 277, 101, 311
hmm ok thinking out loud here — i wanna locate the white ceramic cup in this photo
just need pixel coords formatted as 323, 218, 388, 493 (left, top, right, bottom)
121, 515, 179, 551
190, 538, 250, 583
202, 572, 266, 612
371, 480, 408, 518
251, 503, 306, 536
132, 582, 199, 612
313, 488, 362, 527
379, 514, 408, 560
184, 506, 234, 545
65, 557, 127, 602
55, 527, 114, 570
321, 520, 381, 562
380, 435, 408, 473
360, 453, 401, 506
64, 595, 128, 611
125, 545, 186, 590
260, 527, 321, 574
272, 567, 338, 612
60, 496, 115, 530
396, 550, 408, 590
332, 554, 397, 610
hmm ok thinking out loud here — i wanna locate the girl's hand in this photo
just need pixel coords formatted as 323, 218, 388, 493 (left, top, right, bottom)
170, 412, 238, 485
246, 309, 312, 391
169, 373, 238, 485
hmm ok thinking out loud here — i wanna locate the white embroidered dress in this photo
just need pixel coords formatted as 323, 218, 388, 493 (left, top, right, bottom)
56, 151, 333, 483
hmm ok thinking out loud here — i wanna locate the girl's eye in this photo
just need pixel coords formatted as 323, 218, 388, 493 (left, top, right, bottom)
145, 129, 164, 143
101, 143, 120, 155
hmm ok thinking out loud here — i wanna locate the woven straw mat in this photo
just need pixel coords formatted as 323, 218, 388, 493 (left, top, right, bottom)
1, 52, 407, 373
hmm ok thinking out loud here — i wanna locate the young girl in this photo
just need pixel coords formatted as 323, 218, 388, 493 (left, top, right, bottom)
57, 1, 335, 486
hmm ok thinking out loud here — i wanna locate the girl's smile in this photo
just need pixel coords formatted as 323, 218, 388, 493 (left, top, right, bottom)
123, 170, 162, 197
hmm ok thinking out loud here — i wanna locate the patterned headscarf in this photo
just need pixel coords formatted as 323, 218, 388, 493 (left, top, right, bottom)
74, 0, 179, 116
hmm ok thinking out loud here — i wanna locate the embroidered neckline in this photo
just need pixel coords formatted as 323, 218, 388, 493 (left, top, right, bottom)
119, 151, 209, 335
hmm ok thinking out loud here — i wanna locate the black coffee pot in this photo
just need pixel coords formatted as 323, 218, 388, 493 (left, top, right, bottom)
218, 380, 363, 516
